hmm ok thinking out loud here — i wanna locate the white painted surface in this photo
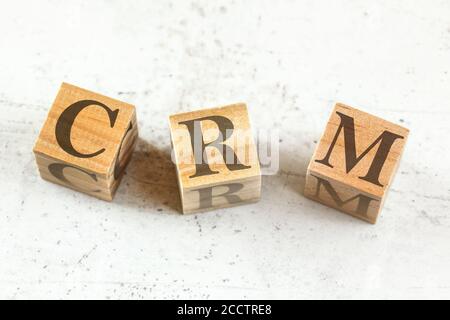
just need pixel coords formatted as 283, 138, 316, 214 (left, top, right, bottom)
0, 0, 449, 299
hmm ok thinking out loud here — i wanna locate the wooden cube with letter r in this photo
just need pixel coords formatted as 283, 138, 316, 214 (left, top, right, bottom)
33, 83, 138, 201
305, 103, 409, 224
169, 103, 261, 214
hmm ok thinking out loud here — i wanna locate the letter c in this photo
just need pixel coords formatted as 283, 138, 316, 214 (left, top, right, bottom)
236, 305, 243, 315
229, 305, 236, 315
55, 100, 119, 158
48, 163, 100, 193
113, 122, 134, 180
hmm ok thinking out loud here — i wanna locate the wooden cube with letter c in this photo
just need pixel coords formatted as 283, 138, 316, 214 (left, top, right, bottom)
169, 103, 261, 214
33, 83, 138, 201
304, 103, 409, 224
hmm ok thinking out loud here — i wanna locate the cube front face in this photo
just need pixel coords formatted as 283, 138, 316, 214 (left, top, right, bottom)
305, 103, 409, 223
33, 83, 138, 201
169, 103, 261, 214
304, 171, 382, 223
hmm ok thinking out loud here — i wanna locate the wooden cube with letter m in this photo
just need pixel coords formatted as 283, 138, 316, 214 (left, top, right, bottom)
305, 103, 409, 224
169, 103, 261, 214
33, 83, 138, 201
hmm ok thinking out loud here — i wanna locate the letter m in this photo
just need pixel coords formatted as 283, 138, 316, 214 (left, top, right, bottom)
315, 111, 404, 187
310, 174, 378, 218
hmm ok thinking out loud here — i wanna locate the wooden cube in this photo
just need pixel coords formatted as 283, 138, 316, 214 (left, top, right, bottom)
169, 103, 261, 214
33, 83, 138, 201
305, 103, 409, 224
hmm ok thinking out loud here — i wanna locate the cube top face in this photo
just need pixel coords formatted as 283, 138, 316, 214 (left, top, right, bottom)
33, 83, 136, 176
308, 103, 409, 198
169, 103, 260, 190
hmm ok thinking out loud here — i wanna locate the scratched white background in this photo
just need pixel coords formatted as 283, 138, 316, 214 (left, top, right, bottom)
0, 0, 449, 299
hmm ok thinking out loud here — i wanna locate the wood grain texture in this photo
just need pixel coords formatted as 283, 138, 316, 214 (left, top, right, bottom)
169, 103, 261, 213
33, 83, 137, 200
305, 103, 409, 224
